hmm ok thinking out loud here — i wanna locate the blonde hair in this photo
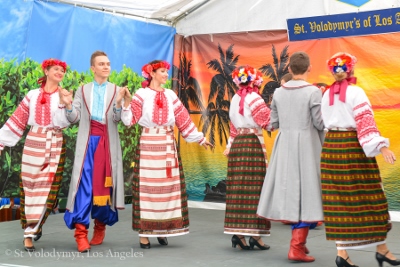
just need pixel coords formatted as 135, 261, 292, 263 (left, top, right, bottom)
332, 70, 354, 82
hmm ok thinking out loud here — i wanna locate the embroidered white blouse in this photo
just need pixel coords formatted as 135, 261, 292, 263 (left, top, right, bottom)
321, 85, 389, 157
226, 92, 271, 148
0, 88, 70, 150
121, 87, 206, 144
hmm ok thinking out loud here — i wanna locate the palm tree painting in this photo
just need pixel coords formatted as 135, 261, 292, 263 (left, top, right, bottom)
200, 44, 239, 147
259, 45, 290, 106
172, 53, 204, 114
172, 52, 205, 147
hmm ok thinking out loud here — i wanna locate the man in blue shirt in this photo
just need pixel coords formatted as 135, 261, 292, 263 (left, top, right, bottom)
60, 51, 130, 252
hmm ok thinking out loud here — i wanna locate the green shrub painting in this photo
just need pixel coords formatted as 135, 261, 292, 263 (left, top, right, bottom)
0, 58, 163, 198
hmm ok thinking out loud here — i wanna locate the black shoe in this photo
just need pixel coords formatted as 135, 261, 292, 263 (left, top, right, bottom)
157, 237, 168, 246
140, 242, 151, 249
335, 256, 358, 267
33, 229, 42, 242
249, 236, 270, 250
23, 238, 35, 252
231, 235, 250, 250
376, 251, 400, 267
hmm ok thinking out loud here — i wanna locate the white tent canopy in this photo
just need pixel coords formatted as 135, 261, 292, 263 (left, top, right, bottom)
50, 0, 211, 26
176, 0, 400, 35
50, 0, 400, 35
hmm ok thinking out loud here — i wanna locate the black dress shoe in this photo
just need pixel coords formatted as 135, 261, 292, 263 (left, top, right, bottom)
140, 242, 151, 249
23, 238, 35, 252
157, 237, 168, 246
335, 256, 358, 267
376, 251, 400, 267
34, 229, 42, 242
231, 235, 250, 250
249, 237, 270, 250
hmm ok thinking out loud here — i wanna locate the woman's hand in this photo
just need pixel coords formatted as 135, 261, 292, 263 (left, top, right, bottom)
223, 148, 230, 157
123, 88, 132, 108
380, 147, 396, 164
59, 88, 73, 109
202, 140, 214, 150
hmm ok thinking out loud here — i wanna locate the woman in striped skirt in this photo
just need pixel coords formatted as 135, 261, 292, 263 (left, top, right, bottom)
0, 59, 70, 252
321, 52, 398, 267
121, 60, 213, 249
223, 66, 271, 250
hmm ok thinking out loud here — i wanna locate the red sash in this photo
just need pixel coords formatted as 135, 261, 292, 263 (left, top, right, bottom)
91, 120, 112, 206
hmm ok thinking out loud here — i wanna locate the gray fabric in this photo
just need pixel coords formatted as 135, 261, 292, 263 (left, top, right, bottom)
257, 80, 324, 222
65, 82, 124, 212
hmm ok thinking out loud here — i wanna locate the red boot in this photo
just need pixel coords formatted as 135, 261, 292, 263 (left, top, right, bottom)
90, 219, 106, 246
74, 224, 90, 253
288, 228, 315, 262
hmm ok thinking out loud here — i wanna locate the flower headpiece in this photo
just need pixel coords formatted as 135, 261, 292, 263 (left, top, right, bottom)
141, 60, 170, 88
327, 52, 357, 75
141, 61, 171, 79
232, 66, 263, 87
41, 58, 67, 72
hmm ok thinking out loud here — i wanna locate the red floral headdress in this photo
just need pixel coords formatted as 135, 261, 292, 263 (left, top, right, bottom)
232, 65, 263, 116
327, 52, 357, 75
142, 61, 170, 78
232, 66, 263, 87
41, 58, 67, 72
327, 52, 357, 106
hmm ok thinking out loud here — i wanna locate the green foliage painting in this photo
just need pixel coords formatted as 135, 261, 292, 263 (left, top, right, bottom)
0, 58, 145, 198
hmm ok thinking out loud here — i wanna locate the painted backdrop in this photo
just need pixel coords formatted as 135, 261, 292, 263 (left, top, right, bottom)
0, 0, 176, 199
173, 30, 400, 210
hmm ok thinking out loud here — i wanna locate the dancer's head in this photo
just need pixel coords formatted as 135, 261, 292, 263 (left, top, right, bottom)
141, 60, 170, 88
90, 50, 111, 81
289, 51, 310, 75
38, 58, 67, 88
327, 52, 357, 82
232, 65, 263, 88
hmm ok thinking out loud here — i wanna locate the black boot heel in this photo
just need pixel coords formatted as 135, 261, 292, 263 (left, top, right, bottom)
231, 235, 249, 250
34, 229, 42, 242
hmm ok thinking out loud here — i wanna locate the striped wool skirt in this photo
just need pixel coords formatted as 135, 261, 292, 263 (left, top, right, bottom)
224, 128, 270, 236
321, 131, 389, 249
20, 126, 65, 236
132, 126, 189, 237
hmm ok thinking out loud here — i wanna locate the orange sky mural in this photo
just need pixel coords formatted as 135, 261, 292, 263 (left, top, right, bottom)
173, 30, 400, 209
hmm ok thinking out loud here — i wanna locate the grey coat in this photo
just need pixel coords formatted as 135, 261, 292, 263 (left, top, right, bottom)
257, 80, 324, 222
65, 82, 125, 212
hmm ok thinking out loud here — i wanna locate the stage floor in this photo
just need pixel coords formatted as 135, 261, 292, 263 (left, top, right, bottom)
1, 202, 399, 267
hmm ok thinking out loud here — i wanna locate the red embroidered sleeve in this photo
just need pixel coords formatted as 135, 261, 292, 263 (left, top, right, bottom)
249, 95, 271, 129
130, 94, 144, 125
174, 98, 194, 138
353, 100, 388, 157
354, 102, 381, 147
6, 95, 31, 138
226, 121, 238, 148
173, 96, 205, 144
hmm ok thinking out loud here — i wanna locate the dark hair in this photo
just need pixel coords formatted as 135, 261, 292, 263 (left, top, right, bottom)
289, 52, 310, 75
148, 59, 163, 66
280, 73, 293, 84
90, 51, 108, 66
